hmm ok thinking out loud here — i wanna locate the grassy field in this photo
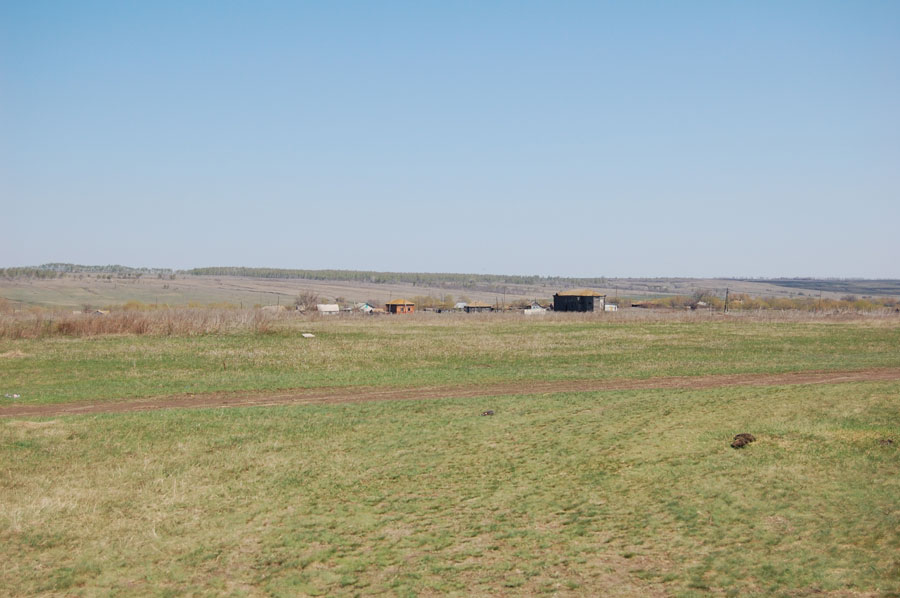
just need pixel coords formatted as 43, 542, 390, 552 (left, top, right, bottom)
2, 314, 900, 406
1, 315, 899, 597
2, 383, 898, 597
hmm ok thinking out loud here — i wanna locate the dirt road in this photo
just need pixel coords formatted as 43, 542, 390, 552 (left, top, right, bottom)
3, 367, 899, 418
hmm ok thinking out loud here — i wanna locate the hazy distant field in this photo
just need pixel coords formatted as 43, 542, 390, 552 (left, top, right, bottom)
2, 315, 899, 597
750, 278, 900, 297
0, 274, 554, 309
2, 272, 887, 311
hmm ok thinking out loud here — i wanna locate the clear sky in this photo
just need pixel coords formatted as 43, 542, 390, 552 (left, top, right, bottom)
2, 1, 898, 278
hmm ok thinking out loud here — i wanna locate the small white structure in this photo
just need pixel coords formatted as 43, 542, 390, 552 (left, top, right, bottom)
454, 302, 468, 310
355, 302, 375, 314
316, 304, 340, 315
523, 302, 547, 315
604, 304, 618, 312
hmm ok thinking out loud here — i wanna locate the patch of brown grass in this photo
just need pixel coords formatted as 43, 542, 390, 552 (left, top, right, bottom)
0, 308, 280, 339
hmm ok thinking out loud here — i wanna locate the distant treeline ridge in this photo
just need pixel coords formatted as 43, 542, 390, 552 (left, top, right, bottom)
185, 266, 609, 288
1, 264, 174, 278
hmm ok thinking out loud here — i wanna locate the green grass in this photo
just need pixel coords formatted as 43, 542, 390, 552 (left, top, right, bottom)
2, 381, 898, 597
2, 316, 899, 405
2, 316, 899, 596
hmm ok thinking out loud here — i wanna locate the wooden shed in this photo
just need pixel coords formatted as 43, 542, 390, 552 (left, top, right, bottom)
464, 301, 493, 313
553, 289, 606, 312
385, 299, 415, 314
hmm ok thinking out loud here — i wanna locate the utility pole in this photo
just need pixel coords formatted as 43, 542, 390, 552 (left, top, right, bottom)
724, 288, 729, 313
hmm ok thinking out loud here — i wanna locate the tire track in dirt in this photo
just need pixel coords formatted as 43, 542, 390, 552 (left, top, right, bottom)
3, 367, 900, 418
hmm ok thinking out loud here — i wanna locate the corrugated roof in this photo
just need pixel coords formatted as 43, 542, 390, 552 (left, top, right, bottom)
385, 298, 415, 305
556, 288, 606, 297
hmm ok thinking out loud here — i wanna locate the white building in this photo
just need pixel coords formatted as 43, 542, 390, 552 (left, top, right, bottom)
523, 302, 547, 315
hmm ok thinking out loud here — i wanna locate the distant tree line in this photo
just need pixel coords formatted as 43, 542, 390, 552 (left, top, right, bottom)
2, 264, 175, 280
186, 266, 609, 289
37, 263, 175, 276
0, 268, 65, 279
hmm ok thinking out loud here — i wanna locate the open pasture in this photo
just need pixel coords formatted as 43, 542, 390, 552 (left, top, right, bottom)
1, 315, 899, 597
2, 313, 900, 408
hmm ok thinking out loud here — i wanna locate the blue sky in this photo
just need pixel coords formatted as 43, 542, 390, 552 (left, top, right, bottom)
2, 1, 898, 277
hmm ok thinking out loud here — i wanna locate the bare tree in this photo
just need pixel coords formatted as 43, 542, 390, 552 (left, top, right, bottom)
295, 291, 320, 311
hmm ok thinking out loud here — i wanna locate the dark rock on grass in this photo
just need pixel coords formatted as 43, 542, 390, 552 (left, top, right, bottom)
731, 433, 756, 449
480, 410, 495, 416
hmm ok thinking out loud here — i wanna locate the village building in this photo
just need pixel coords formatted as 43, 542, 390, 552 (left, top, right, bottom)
355, 302, 376, 314
464, 301, 493, 313
553, 289, 606, 312
523, 301, 548, 315
316, 304, 340, 315
385, 299, 415, 314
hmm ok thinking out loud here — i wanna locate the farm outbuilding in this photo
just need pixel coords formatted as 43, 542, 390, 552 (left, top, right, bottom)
464, 301, 493, 313
316, 304, 340, 315
553, 289, 606, 312
523, 301, 547, 315
385, 299, 415, 314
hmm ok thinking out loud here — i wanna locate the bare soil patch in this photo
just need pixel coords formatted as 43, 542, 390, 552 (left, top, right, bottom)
3, 367, 899, 419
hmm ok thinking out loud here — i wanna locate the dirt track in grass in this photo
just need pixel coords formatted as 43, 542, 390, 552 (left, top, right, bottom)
3, 367, 900, 418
